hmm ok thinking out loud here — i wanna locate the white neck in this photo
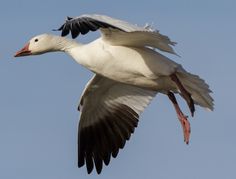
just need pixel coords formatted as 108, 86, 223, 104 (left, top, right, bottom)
48, 35, 94, 70
51, 35, 82, 52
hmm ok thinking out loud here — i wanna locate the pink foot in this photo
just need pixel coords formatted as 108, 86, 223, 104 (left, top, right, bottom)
176, 111, 191, 144
168, 91, 191, 144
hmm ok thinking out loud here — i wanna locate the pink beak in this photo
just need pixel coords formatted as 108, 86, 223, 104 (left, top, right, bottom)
14, 43, 31, 57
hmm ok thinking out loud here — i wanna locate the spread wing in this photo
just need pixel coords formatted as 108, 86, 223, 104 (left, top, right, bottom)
78, 74, 157, 174
56, 14, 177, 55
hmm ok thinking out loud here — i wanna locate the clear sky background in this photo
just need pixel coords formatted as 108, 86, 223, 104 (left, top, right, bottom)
0, 0, 235, 179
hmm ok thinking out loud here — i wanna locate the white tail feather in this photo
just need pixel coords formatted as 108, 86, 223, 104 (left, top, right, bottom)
176, 72, 214, 111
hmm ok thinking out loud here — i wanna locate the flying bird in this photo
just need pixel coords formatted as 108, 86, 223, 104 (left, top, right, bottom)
14, 14, 214, 174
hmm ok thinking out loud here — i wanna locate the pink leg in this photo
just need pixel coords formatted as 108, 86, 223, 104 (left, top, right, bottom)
168, 91, 191, 144
170, 73, 195, 117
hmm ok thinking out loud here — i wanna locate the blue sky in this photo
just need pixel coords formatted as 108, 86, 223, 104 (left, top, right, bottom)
0, 0, 236, 178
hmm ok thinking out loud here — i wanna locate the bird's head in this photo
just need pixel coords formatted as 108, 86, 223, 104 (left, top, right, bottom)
14, 34, 61, 57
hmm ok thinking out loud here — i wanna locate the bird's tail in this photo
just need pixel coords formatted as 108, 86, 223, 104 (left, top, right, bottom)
176, 72, 214, 111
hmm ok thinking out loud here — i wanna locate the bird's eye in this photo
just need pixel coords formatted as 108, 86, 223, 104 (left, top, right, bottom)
34, 39, 38, 42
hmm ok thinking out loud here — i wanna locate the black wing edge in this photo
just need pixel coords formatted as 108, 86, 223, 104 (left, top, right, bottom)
54, 16, 125, 39
78, 104, 139, 174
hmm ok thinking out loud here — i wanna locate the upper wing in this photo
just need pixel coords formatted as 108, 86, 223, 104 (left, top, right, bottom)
78, 74, 157, 174
56, 14, 177, 55
101, 28, 178, 55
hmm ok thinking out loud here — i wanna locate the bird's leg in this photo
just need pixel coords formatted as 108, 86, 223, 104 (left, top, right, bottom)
167, 91, 191, 144
170, 73, 195, 117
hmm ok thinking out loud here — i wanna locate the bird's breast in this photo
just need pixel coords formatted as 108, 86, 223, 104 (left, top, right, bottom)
75, 40, 180, 89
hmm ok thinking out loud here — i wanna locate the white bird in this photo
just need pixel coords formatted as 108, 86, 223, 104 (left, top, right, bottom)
14, 14, 214, 174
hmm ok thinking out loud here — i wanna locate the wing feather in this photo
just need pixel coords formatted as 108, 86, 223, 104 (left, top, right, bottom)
78, 75, 157, 174
56, 14, 177, 55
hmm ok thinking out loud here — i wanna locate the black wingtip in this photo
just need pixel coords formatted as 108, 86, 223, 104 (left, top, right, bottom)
112, 149, 119, 158
94, 159, 103, 174
104, 153, 111, 166
53, 17, 73, 36
86, 155, 94, 174
67, 16, 73, 21
87, 165, 93, 174
61, 28, 70, 37
55, 24, 65, 31
78, 158, 85, 168
97, 168, 102, 175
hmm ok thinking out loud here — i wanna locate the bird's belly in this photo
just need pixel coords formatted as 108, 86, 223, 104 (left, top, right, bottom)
83, 43, 180, 90
93, 47, 178, 90
101, 70, 175, 91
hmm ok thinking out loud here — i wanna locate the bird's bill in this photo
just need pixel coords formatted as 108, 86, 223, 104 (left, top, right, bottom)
14, 43, 31, 57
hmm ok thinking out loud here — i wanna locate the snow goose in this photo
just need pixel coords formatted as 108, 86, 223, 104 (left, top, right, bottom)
14, 14, 214, 174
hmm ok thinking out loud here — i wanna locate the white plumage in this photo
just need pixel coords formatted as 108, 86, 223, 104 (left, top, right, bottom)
15, 14, 214, 174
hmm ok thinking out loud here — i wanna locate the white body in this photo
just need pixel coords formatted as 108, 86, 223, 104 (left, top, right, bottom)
68, 38, 181, 91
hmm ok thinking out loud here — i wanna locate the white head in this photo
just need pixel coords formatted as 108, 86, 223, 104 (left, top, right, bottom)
15, 34, 67, 57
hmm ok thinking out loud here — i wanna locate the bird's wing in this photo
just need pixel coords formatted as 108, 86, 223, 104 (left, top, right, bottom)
56, 14, 177, 55
78, 74, 157, 174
